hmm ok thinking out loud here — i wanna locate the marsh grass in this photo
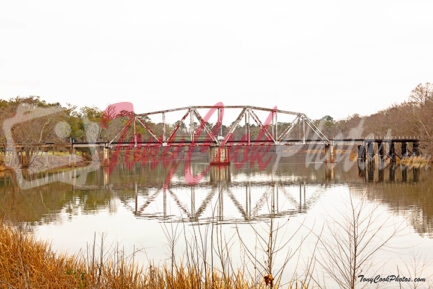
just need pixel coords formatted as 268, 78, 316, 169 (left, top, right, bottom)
0, 220, 313, 289
399, 155, 431, 168
0, 221, 86, 289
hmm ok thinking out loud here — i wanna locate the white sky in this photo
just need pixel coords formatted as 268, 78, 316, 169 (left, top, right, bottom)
1, 1, 433, 120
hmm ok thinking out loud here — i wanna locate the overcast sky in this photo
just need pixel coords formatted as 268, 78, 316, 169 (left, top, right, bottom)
1, 1, 433, 120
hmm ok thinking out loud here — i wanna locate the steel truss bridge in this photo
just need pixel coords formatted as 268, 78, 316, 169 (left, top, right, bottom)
2, 104, 421, 170
105, 105, 329, 147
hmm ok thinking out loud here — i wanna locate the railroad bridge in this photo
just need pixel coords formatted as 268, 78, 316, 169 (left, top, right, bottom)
3, 104, 422, 168
95, 104, 421, 166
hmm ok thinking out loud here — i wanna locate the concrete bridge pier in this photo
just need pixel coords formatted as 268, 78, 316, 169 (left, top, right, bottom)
324, 143, 335, 163
209, 145, 230, 165
103, 146, 110, 167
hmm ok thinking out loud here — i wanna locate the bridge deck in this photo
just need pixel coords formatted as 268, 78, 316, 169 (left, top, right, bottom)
0, 137, 421, 149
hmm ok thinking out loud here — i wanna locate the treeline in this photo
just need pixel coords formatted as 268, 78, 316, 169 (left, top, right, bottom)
0, 96, 103, 144
322, 82, 433, 155
1, 82, 432, 154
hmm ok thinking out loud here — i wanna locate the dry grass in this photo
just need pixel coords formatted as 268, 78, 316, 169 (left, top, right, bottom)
0, 222, 86, 289
0, 221, 311, 289
399, 155, 431, 168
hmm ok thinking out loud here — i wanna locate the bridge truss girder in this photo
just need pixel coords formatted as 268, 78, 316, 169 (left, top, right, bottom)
107, 105, 329, 147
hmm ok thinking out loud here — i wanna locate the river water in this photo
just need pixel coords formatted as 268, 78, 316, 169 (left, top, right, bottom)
1, 149, 433, 288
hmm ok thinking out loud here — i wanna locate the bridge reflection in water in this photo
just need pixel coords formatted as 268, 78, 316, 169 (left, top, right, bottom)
65, 163, 337, 224
129, 182, 316, 223
64, 161, 423, 224
103, 166, 322, 224
357, 159, 422, 183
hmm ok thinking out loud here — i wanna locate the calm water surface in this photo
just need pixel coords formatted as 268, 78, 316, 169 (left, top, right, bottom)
1, 151, 433, 288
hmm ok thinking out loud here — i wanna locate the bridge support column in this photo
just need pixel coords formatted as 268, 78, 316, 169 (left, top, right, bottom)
358, 145, 366, 161
378, 141, 385, 170
367, 141, 375, 161
324, 144, 334, 163
103, 146, 110, 167
209, 146, 230, 165
401, 142, 408, 158
388, 141, 396, 164
413, 141, 420, 156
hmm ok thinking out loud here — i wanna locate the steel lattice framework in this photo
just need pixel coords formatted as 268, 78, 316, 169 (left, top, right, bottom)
108, 105, 329, 147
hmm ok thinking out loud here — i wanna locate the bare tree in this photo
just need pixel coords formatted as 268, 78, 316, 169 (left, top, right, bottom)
1, 99, 68, 168
236, 212, 314, 288
316, 191, 399, 289
408, 83, 433, 153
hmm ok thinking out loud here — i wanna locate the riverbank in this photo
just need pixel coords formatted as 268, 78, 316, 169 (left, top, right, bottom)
0, 221, 308, 289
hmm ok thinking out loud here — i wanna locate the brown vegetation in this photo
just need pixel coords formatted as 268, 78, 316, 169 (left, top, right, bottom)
0, 222, 86, 289
328, 83, 433, 155
0, 221, 311, 289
